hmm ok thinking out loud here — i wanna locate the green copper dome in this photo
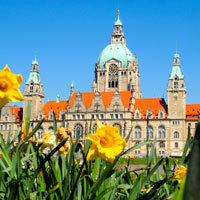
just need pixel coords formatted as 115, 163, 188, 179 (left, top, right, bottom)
27, 72, 41, 84
98, 43, 134, 68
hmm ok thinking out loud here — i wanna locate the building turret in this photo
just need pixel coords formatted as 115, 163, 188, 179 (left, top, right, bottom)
23, 57, 45, 120
167, 52, 186, 119
110, 10, 126, 44
70, 82, 74, 96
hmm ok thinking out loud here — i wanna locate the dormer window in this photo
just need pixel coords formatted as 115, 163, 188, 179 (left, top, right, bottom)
158, 109, 165, 119
94, 103, 100, 112
134, 109, 141, 119
146, 109, 153, 118
49, 111, 54, 120
75, 104, 81, 112
114, 103, 119, 112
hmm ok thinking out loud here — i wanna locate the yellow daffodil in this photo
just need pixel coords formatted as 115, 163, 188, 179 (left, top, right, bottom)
174, 165, 187, 183
56, 127, 70, 155
128, 154, 134, 160
57, 127, 70, 140
86, 120, 127, 164
38, 131, 56, 148
0, 65, 24, 109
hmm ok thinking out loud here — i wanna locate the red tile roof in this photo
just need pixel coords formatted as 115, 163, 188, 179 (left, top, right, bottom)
82, 92, 95, 108
133, 98, 168, 119
9, 106, 23, 122
42, 100, 68, 120
186, 104, 200, 120
68, 91, 132, 109
100, 92, 115, 107
68, 93, 76, 108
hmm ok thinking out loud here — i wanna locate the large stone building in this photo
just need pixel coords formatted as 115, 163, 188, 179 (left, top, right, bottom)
0, 12, 200, 157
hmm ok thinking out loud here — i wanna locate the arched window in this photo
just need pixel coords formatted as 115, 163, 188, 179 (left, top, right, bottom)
37, 127, 44, 139
49, 111, 54, 120
175, 142, 178, 148
158, 126, 165, 138
158, 109, 165, 119
113, 123, 122, 136
174, 81, 178, 88
135, 109, 141, 119
114, 103, 119, 112
174, 131, 179, 138
146, 109, 153, 118
74, 124, 83, 138
75, 104, 81, 112
148, 125, 154, 139
134, 126, 142, 139
92, 124, 97, 134
94, 103, 100, 112
48, 126, 54, 131
159, 141, 165, 148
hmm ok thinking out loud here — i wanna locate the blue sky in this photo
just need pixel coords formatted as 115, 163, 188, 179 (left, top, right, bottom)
0, 0, 200, 106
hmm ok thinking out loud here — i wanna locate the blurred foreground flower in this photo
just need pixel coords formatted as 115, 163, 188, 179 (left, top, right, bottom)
174, 165, 187, 183
86, 121, 127, 164
57, 127, 70, 155
128, 154, 134, 160
0, 65, 24, 110
38, 131, 56, 148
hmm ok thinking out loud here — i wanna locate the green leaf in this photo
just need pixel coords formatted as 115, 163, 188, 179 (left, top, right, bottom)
183, 122, 200, 200
181, 124, 191, 164
172, 175, 186, 200
125, 127, 133, 143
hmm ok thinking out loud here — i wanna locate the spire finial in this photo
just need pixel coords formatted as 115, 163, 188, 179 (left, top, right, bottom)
117, 9, 120, 16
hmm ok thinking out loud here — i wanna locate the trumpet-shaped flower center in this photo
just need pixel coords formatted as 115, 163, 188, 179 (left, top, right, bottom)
0, 65, 24, 110
86, 120, 126, 163
0, 80, 10, 92
100, 135, 113, 148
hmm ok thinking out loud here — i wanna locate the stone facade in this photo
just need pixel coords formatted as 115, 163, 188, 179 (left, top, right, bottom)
0, 12, 199, 157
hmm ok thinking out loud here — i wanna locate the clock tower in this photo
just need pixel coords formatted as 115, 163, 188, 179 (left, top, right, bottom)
92, 11, 141, 98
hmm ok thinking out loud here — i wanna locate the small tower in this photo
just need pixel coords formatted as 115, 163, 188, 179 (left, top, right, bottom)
23, 57, 45, 121
167, 53, 186, 119
110, 10, 126, 44
70, 82, 74, 96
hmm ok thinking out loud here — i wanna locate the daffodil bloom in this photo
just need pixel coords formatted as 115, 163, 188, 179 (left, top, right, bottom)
57, 127, 69, 140
86, 121, 127, 164
0, 65, 24, 109
38, 131, 56, 148
174, 165, 187, 183
128, 154, 134, 160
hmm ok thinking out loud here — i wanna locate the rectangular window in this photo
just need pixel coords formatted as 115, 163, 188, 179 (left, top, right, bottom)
110, 114, 114, 119
77, 115, 80, 119
9, 125, 11, 130
82, 115, 85, 119
73, 115, 76, 119
115, 114, 118, 119
96, 114, 99, 119
92, 114, 94, 119
194, 115, 199, 118
100, 114, 104, 119
120, 114, 123, 119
